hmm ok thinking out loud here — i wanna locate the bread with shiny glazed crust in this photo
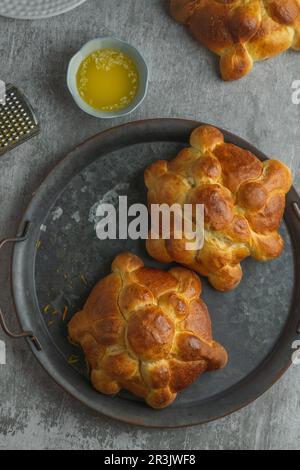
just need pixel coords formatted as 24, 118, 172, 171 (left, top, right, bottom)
170, 0, 300, 80
68, 252, 228, 409
145, 125, 292, 291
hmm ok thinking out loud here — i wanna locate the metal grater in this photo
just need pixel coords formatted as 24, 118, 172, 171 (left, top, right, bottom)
0, 84, 40, 156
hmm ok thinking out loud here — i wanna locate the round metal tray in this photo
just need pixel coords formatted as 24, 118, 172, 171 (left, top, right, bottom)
5, 119, 300, 428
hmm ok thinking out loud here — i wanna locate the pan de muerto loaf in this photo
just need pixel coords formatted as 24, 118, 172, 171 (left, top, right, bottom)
145, 125, 292, 291
170, 0, 300, 80
68, 252, 228, 409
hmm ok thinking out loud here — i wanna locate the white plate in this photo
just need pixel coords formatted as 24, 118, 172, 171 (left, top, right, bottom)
0, 0, 87, 20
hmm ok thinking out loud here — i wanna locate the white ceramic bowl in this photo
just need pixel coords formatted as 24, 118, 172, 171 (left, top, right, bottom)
0, 0, 87, 20
67, 37, 149, 119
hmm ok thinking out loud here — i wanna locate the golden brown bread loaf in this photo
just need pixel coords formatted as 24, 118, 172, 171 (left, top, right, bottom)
145, 125, 292, 291
170, 0, 300, 80
68, 252, 228, 409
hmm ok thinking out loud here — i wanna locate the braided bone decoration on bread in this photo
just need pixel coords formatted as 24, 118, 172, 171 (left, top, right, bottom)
170, 0, 300, 80
68, 252, 228, 409
145, 125, 292, 291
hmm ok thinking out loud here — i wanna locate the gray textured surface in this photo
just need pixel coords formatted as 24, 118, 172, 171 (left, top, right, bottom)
0, 0, 300, 451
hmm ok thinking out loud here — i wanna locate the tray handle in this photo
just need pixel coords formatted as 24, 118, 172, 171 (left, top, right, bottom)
292, 202, 300, 334
0, 222, 42, 351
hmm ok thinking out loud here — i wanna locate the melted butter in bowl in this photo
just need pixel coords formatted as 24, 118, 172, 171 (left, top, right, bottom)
77, 49, 139, 112
67, 37, 148, 119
